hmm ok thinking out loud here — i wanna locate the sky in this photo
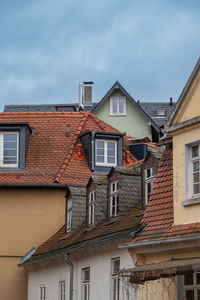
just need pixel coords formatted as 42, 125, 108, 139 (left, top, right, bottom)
0, 0, 200, 111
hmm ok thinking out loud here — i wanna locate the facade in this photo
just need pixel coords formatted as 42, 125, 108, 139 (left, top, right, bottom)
0, 111, 137, 300
22, 165, 144, 300
120, 57, 200, 300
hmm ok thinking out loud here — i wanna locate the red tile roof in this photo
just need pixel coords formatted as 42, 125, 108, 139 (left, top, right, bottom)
33, 202, 143, 256
132, 148, 200, 243
0, 111, 137, 185
133, 148, 174, 242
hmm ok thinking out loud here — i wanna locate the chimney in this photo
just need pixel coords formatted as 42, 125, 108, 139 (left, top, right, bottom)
83, 81, 94, 105
170, 97, 173, 106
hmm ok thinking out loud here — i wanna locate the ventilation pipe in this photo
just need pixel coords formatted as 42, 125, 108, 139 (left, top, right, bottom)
79, 82, 84, 110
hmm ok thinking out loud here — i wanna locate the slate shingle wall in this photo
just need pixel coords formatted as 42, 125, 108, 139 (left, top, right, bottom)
70, 186, 87, 232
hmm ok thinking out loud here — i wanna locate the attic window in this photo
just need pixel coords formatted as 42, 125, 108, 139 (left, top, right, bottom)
96, 140, 117, 166
156, 108, 166, 117
0, 132, 19, 167
110, 97, 126, 115
110, 181, 119, 217
88, 191, 95, 226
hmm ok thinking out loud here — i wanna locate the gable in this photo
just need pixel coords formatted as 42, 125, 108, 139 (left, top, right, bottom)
167, 58, 200, 127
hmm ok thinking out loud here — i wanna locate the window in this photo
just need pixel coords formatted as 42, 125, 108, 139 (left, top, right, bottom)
144, 167, 156, 206
0, 132, 19, 167
40, 285, 46, 300
155, 108, 166, 117
59, 281, 66, 300
96, 140, 117, 166
110, 181, 119, 217
191, 145, 200, 196
88, 191, 95, 226
66, 199, 72, 231
183, 271, 200, 300
82, 268, 90, 300
110, 97, 126, 115
111, 258, 120, 300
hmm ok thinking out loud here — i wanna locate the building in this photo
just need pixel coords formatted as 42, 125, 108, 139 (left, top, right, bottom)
0, 110, 136, 300
120, 57, 200, 300
4, 81, 175, 142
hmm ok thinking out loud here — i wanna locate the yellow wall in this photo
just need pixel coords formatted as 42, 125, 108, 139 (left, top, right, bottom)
173, 125, 200, 224
139, 278, 176, 300
0, 186, 66, 300
173, 71, 200, 124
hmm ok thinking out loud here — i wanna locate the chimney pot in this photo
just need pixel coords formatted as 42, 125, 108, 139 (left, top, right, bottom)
170, 97, 173, 105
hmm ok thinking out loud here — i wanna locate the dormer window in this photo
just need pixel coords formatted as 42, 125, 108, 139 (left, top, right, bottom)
0, 132, 19, 167
156, 108, 166, 117
110, 181, 119, 217
110, 97, 126, 115
88, 191, 95, 226
96, 140, 117, 167
144, 167, 156, 206
66, 199, 72, 232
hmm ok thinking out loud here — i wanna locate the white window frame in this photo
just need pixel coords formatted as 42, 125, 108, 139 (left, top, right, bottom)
0, 131, 19, 168
81, 267, 90, 300
110, 97, 126, 116
66, 199, 72, 232
59, 280, 66, 300
88, 191, 95, 226
183, 271, 200, 300
144, 167, 156, 206
110, 181, 119, 217
39, 285, 46, 300
185, 141, 200, 201
95, 139, 117, 167
111, 257, 120, 300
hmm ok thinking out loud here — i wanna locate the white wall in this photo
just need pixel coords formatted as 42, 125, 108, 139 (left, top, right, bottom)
28, 247, 138, 300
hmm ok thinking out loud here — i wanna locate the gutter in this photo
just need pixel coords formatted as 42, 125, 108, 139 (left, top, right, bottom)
0, 183, 67, 188
118, 233, 200, 249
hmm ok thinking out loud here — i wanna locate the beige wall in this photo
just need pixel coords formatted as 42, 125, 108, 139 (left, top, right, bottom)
139, 278, 176, 300
173, 71, 200, 124
173, 125, 200, 224
0, 186, 66, 300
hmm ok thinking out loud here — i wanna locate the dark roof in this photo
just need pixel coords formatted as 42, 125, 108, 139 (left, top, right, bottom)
25, 202, 143, 260
139, 102, 176, 127
4, 103, 98, 112
92, 81, 160, 132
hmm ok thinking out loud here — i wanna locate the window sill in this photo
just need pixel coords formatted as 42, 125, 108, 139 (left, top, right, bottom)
182, 197, 200, 206
109, 114, 126, 117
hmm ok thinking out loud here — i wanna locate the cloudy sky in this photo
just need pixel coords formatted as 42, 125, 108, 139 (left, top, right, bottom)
0, 0, 199, 111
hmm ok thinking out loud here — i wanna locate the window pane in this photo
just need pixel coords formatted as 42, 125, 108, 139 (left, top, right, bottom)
184, 273, 193, 285
107, 156, 115, 164
97, 149, 104, 155
96, 141, 104, 149
192, 145, 199, 158
107, 142, 115, 150
4, 149, 17, 156
113, 259, 120, 273
193, 162, 199, 172
119, 99, 124, 113
146, 168, 151, 178
4, 141, 17, 148
112, 99, 117, 113
185, 290, 194, 300
194, 172, 200, 183
108, 149, 115, 156
4, 134, 17, 141
197, 272, 200, 284
193, 183, 200, 194
198, 289, 200, 300
96, 156, 104, 163
84, 269, 90, 281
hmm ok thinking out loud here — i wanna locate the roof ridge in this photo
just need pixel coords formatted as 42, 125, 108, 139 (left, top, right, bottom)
89, 112, 119, 132
0, 111, 84, 116
55, 112, 89, 183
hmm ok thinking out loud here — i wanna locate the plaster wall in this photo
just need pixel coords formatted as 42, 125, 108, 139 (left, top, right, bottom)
178, 73, 200, 124
0, 187, 66, 300
27, 248, 138, 300
95, 93, 151, 139
173, 125, 200, 225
